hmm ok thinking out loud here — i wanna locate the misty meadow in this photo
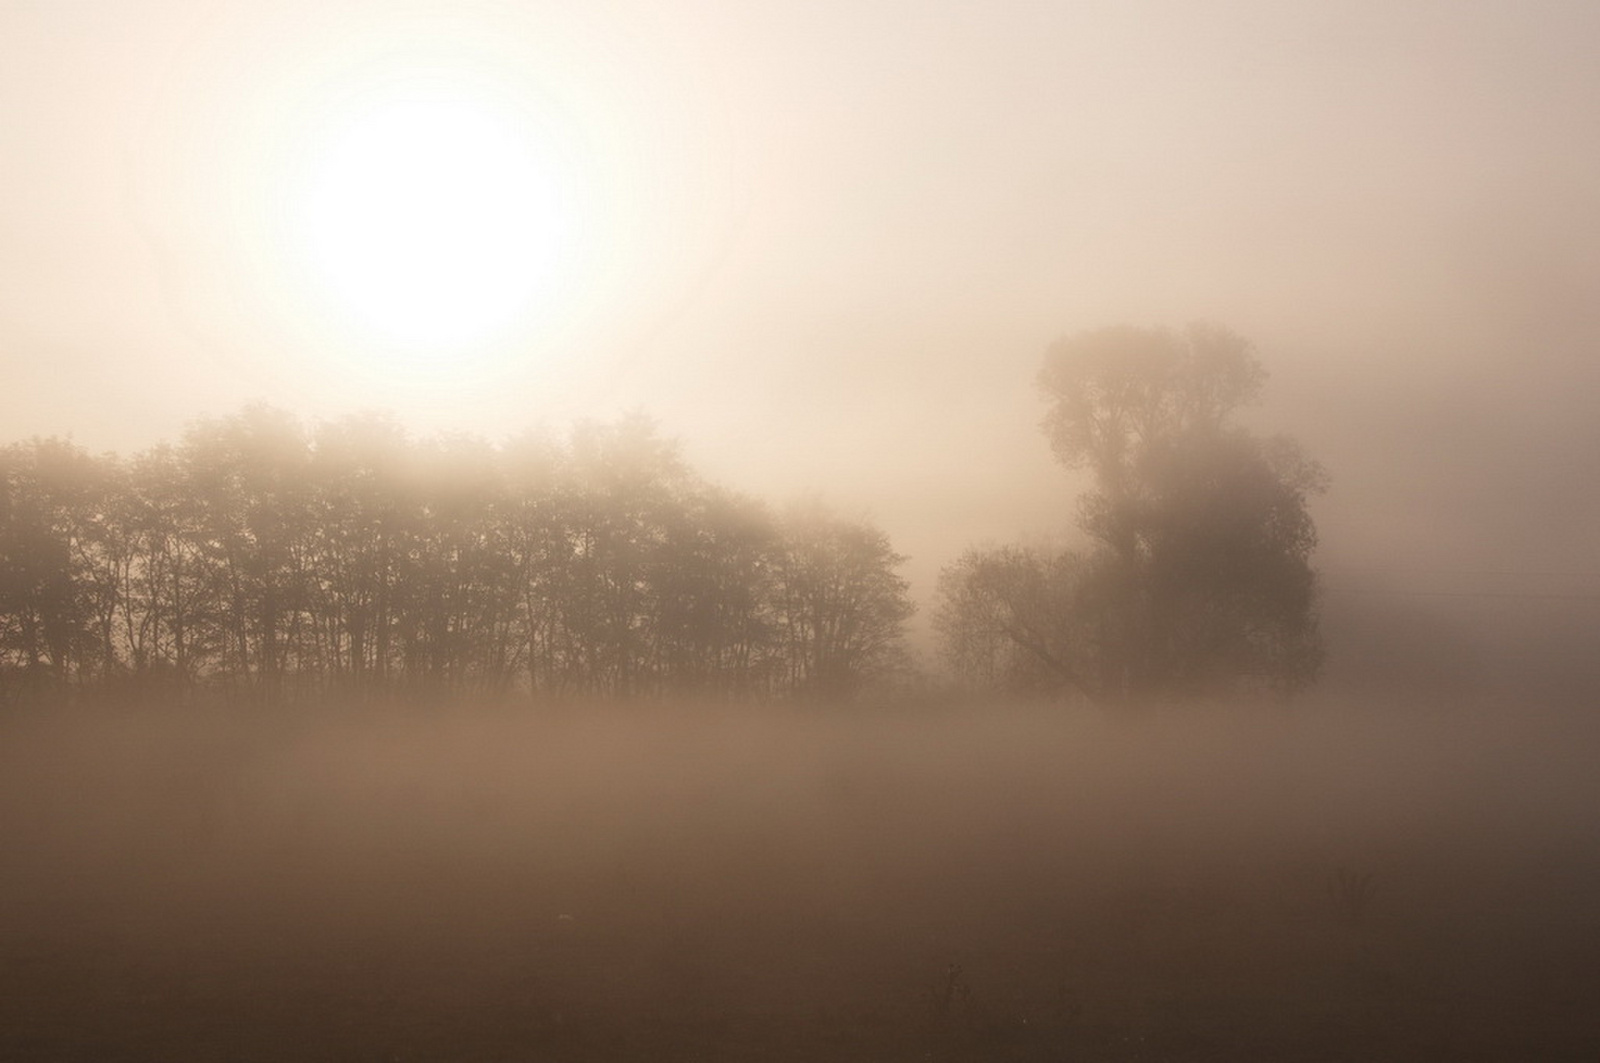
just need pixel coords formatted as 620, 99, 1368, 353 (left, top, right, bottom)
5, 327, 1599, 1059
7, 0, 1600, 1059
5, 701, 1600, 1060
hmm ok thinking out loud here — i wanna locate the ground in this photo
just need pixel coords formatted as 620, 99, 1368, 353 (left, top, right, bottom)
2, 700, 1597, 1060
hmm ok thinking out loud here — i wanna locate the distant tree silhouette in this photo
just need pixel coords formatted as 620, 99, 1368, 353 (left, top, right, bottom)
935, 545, 1098, 698
937, 324, 1326, 703
774, 502, 915, 698
653, 487, 783, 696
0, 409, 913, 705
304, 412, 412, 694
0, 439, 103, 697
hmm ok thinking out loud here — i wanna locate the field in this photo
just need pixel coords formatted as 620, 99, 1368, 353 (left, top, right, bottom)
3, 698, 1598, 1061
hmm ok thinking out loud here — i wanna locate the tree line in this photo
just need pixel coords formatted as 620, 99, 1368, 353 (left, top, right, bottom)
3, 323, 1326, 710
0, 408, 913, 705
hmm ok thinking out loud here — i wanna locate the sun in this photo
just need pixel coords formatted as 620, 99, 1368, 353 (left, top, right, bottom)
293, 91, 568, 352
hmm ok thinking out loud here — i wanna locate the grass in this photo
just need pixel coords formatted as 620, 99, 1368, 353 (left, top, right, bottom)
2, 698, 1598, 1060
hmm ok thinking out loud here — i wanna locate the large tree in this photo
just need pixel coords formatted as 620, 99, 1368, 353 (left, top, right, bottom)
938, 324, 1326, 703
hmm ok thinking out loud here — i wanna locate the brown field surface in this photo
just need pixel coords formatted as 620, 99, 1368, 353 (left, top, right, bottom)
3, 699, 1598, 1061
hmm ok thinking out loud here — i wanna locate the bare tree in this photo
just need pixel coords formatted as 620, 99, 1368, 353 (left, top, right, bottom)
773, 503, 915, 698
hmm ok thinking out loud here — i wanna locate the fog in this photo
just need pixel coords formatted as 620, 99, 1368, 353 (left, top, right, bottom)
4, 699, 1598, 1058
5, 2, 1600, 696
5, 1, 1600, 1055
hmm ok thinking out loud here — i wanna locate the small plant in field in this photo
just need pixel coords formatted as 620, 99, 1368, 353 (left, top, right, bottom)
1329, 866, 1376, 924
927, 962, 977, 1023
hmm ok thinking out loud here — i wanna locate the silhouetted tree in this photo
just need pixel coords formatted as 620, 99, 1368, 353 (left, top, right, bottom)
118, 444, 217, 690
499, 429, 568, 695
0, 407, 916, 706
773, 503, 915, 698
0, 439, 102, 698
938, 324, 1325, 703
304, 413, 412, 694
548, 415, 691, 695
179, 407, 319, 699
653, 488, 782, 696
935, 545, 1098, 697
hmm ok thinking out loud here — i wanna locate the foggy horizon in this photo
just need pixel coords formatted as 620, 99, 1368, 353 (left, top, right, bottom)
5, 1, 1600, 1057
7, 0, 1600, 703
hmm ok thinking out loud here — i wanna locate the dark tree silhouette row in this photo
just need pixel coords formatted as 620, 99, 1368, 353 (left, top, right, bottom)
936, 324, 1326, 704
0, 408, 913, 705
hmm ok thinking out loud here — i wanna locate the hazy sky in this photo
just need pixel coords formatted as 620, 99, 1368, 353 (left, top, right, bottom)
4, 0, 1600, 669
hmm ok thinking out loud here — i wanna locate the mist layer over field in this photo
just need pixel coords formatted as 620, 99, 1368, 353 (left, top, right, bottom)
4, 699, 1598, 1061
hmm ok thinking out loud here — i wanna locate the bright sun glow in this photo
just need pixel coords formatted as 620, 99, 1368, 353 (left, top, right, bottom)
296, 95, 566, 351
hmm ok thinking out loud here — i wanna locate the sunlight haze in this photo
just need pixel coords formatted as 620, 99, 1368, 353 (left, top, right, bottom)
3, 0, 1599, 689
295, 94, 568, 357
6, 5, 1600, 1056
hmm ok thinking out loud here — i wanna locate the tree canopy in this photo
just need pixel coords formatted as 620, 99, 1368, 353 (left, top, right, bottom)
0, 409, 914, 706
938, 324, 1326, 704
